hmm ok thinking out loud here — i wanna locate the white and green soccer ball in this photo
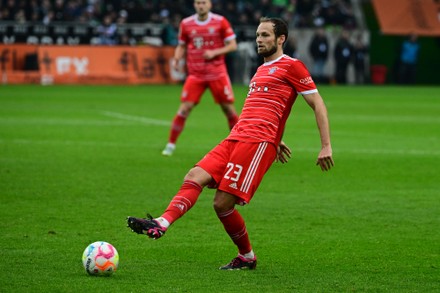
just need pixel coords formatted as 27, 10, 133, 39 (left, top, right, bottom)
82, 241, 119, 276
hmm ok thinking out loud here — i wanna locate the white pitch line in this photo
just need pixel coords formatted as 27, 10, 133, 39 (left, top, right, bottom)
0, 117, 133, 126
100, 111, 170, 126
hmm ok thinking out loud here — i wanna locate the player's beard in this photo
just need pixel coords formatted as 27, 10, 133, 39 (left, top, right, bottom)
258, 44, 278, 58
198, 10, 208, 18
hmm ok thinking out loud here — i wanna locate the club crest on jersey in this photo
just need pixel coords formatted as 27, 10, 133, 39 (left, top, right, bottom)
208, 27, 215, 34
269, 67, 278, 74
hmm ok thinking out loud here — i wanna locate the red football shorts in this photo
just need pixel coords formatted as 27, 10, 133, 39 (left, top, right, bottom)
196, 140, 277, 205
180, 75, 234, 104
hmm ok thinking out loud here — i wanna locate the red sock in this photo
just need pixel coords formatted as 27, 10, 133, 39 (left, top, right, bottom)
161, 180, 203, 225
169, 113, 187, 144
217, 209, 252, 255
227, 113, 239, 130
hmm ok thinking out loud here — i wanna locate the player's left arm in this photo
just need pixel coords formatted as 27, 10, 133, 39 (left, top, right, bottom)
203, 17, 237, 60
203, 37, 237, 60
302, 91, 334, 171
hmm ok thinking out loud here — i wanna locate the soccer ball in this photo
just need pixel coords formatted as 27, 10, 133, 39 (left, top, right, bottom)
82, 241, 119, 275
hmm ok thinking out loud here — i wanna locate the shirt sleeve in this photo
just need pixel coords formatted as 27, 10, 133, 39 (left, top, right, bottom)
286, 60, 317, 94
178, 21, 186, 45
221, 17, 236, 42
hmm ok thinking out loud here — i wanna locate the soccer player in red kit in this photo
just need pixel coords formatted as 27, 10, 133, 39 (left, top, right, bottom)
129, 17, 334, 270
161, 0, 239, 156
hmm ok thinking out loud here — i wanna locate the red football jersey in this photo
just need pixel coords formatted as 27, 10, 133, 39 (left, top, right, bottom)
227, 54, 318, 146
179, 12, 236, 81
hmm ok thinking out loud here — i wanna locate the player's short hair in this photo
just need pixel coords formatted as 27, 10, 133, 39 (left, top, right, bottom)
259, 17, 289, 44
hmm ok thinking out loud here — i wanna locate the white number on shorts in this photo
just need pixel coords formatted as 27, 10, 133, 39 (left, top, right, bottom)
224, 163, 243, 182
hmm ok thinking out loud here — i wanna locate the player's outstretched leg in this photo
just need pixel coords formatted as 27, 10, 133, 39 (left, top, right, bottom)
219, 255, 257, 270
127, 213, 167, 239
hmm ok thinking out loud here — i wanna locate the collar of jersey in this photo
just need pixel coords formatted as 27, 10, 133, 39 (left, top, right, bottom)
194, 12, 212, 25
263, 54, 285, 66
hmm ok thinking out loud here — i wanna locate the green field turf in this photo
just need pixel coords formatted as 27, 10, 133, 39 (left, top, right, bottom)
0, 84, 439, 292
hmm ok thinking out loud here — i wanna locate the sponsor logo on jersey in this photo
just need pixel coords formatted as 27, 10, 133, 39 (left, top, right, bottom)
300, 76, 313, 85
194, 37, 204, 49
229, 182, 238, 189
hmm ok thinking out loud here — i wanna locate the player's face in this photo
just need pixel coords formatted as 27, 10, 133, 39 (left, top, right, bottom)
256, 22, 279, 58
194, 0, 211, 17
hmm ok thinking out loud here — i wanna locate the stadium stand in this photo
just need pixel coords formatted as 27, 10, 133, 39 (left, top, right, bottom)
2, 1, 439, 85
0, 1, 373, 85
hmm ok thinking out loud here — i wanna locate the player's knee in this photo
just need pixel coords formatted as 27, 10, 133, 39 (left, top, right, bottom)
213, 192, 235, 213
178, 103, 195, 116
220, 104, 235, 116
213, 200, 226, 214
184, 167, 211, 187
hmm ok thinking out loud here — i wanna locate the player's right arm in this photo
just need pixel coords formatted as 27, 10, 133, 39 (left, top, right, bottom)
276, 140, 291, 164
172, 43, 186, 72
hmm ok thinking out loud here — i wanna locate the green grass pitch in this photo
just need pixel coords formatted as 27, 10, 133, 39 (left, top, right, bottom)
0, 84, 439, 292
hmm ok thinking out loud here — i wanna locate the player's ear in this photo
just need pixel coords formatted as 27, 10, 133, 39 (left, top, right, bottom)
279, 35, 286, 46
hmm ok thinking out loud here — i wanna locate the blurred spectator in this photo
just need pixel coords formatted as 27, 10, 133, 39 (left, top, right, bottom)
308, 27, 329, 83
338, 0, 357, 29
333, 29, 353, 84
353, 34, 368, 84
119, 33, 136, 46
53, 0, 66, 21
398, 34, 420, 84
28, 0, 41, 21
116, 9, 127, 24
272, 0, 291, 22
79, 4, 100, 25
313, 0, 356, 29
97, 14, 117, 45
40, 0, 53, 24
294, 0, 316, 27
161, 14, 180, 46
12, 0, 27, 23
4, 0, 18, 21
255, 0, 279, 19
64, 0, 83, 21
15, 9, 26, 23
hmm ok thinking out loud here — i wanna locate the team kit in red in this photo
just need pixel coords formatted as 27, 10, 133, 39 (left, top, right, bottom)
127, 14, 332, 270
197, 54, 318, 204
179, 12, 236, 104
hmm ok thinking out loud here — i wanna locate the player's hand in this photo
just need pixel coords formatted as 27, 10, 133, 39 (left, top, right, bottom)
316, 145, 334, 171
172, 58, 184, 72
203, 50, 216, 60
276, 141, 291, 164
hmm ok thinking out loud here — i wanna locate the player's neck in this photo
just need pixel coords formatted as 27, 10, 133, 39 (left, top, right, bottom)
264, 51, 284, 63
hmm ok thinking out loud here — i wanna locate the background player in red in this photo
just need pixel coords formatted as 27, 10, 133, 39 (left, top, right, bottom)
161, 0, 239, 156
129, 17, 334, 270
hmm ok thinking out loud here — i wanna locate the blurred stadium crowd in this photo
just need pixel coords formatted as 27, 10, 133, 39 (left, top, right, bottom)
0, 0, 367, 84
0, 0, 357, 30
